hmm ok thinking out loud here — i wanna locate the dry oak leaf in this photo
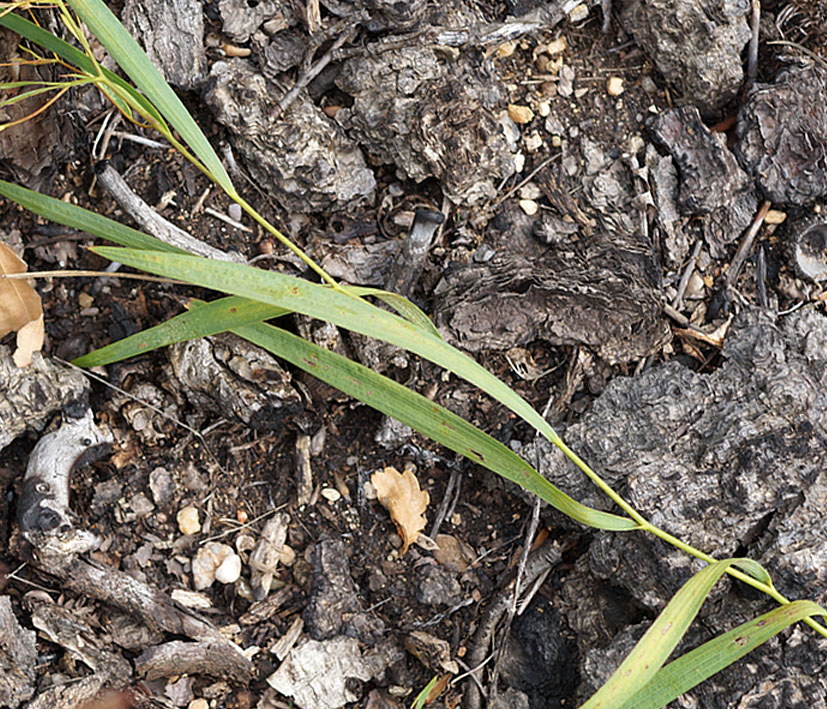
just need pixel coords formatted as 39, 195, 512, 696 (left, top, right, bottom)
371, 466, 430, 555
0, 242, 44, 367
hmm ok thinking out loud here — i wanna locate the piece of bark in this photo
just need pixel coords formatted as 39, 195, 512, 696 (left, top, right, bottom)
0, 345, 89, 451
17, 409, 112, 557
0, 595, 36, 706
27, 595, 132, 681
620, 0, 751, 113
135, 641, 253, 684
267, 635, 404, 709
203, 58, 375, 213
249, 512, 290, 600
433, 203, 669, 363
169, 332, 304, 431
648, 106, 758, 258
303, 539, 384, 645
219, 0, 295, 43
735, 61, 827, 205
122, 0, 207, 90
335, 45, 514, 205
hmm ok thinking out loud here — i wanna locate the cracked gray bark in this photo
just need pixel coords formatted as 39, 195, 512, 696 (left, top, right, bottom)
620, 0, 751, 114
735, 61, 827, 206
203, 58, 375, 214
648, 105, 758, 258
335, 44, 515, 205
169, 332, 304, 431
123, 0, 207, 90
433, 202, 669, 363
0, 345, 88, 451
525, 306, 827, 705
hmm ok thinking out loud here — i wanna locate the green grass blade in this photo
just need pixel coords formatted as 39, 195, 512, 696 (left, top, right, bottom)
348, 286, 442, 338
0, 12, 166, 129
619, 600, 827, 709
75, 294, 636, 531
0, 180, 185, 253
65, 0, 234, 193
86, 249, 601, 466
72, 296, 291, 367
582, 558, 773, 708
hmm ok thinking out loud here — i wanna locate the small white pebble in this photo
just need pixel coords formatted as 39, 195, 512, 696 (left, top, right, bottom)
551, 135, 562, 148
513, 152, 526, 173
519, 199, 539, 216
524, 131, 544, 153
228, 203, 243, 221
177, 505, 201, 536
321, 487, 342, 502
192, 542, 233, 590
607, 76, 625, 96
189, 699, 209, 709
537, 101, 551, 117
215, 553, 242, 584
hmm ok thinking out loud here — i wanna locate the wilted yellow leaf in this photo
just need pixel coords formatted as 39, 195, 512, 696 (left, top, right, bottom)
371, 466, 430, 555
0, 242, 43, 367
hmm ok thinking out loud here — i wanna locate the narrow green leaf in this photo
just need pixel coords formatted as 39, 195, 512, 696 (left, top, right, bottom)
619, 600, 827, 709
348, 286, 442, 338
225, 307, 636, 531
582, 558, 772, 708
0, 12, 167, 129
86, 250, 581, 459
411, 676, 439, 709
76, 294, 636, 531
73, 296, 290, 367
65, 0, 234, 193
0, 180, 184, 253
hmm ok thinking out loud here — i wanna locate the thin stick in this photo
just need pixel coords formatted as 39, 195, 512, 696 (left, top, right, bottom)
726, 200, 770, 288
671, 240, 703, 310
746, 0, 760, 88
1, 269, 182, 283
96, 162, 244, 263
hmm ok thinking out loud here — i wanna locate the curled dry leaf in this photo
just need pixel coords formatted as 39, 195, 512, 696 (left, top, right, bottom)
371, 466, 430, 555
0, 242, 44, 367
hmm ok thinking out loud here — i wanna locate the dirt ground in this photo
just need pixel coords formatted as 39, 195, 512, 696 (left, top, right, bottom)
2, 0, 827, 708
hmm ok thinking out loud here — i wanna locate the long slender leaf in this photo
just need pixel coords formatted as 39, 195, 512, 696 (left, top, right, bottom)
618, 600, 827, 709
0, 181, 185, 253
65, 0, 234, 193
0, 12, 166, 129
87, 249, 611, 476
76, 295, 636, 531
72, 296, 290, 367
581, 559, 773, 708
347, 286, 442, 338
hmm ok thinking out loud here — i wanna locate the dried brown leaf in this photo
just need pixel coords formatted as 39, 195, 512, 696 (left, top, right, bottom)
371, 466, 429, 555
13, 313, 44, 367
0, 242, 43, 367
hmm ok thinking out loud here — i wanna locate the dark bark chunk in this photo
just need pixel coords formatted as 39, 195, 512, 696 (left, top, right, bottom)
434, 209, 669, 363
621, 0, 751, 113
735, 62, 827, 205
648, 105, 758, 257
